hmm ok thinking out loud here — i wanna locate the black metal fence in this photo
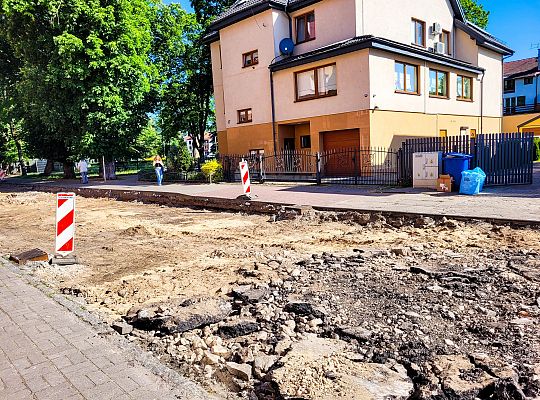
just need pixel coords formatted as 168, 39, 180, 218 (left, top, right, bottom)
320, 147, 399, 185
220, 133, 534, 187
475, 133, 534, 185
400, 133, 534, 186
220, 147, 399, 185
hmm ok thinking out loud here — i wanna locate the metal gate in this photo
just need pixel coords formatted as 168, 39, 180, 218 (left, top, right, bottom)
399, 133, 534, 186
320, 147, 400, 185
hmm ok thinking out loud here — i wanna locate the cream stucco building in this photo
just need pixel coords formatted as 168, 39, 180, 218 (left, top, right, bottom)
205, 0, 513, 155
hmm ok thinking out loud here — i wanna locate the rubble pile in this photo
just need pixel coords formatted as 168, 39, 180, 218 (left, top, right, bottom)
113, 218, 540, 399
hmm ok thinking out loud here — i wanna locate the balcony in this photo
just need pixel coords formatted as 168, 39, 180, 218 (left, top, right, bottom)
503, 103, 540, 116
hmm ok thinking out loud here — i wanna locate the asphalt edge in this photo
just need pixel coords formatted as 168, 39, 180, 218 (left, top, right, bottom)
3, 182, 539, 227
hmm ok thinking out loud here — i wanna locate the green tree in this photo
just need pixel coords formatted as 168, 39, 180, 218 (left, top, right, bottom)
158, 0, 233, 165
0, 31, 27, 174
167, 138, 192, 172
135, 119, 163, 159
459, 0, 489, 29
2, 0, 158, 179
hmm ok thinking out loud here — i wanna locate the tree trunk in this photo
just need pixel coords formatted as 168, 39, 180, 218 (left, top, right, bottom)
14, 138, 26, 176
62, 161, 75, 179
104, 161, 117, 180
44, 159, 54, 176
9, 122, 26, 176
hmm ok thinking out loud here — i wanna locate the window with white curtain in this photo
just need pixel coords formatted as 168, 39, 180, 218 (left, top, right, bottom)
295, 64, 337, 101
296, 11, 315, 43
317, 65, 337, 96
296, 69, 315, 99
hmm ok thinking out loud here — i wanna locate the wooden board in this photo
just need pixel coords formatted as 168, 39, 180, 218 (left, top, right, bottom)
10, 249, 49, 265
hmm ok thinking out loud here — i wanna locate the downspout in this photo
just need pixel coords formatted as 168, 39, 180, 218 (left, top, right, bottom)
270, 0, 292, 153
480, 70, 485, 134
270, 67, 277, 153
361, 0, 365, 35
285, 0, 292, 38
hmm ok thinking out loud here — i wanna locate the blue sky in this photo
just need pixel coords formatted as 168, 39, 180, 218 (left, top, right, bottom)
478, 0, 540, 61
167, 0, 540, 61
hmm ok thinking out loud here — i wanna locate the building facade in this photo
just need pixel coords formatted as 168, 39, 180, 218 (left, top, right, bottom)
502, 51, 540, 136
206, 0, 512, 155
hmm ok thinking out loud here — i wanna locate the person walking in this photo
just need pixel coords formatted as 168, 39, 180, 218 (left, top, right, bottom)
153, 155, 164, 186
77, 159, 89, 184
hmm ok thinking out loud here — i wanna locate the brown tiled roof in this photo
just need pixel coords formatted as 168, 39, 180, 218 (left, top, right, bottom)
504, 57, 539, 78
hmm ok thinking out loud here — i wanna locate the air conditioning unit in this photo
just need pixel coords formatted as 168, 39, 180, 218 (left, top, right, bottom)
432, 22, 442, 35
434, 42, 446, 55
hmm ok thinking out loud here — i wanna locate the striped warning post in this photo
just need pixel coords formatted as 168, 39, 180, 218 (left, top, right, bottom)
56, 193, 76, 255
239, 161, 251, 195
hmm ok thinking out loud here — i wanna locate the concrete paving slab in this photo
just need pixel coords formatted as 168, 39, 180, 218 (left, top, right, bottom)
0, 258, 213, 400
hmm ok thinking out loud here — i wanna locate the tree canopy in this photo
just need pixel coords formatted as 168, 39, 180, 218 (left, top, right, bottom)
1, 0, 159, 177
460, 0, 489, 29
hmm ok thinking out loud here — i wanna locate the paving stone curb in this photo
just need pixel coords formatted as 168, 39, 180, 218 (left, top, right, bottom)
3, 181, 539, 226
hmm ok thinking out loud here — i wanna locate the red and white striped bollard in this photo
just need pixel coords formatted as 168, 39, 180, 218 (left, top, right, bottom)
55, 193, 76, 256
239, 160, 251, 196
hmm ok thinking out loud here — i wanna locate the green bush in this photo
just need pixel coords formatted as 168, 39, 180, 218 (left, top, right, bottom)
534, 138, 540, 162
167, 140, 192, 172
201, 159, 223, 183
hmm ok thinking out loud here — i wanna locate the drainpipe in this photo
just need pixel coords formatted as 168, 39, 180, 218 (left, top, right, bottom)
270, 1, 292, 154
285, 0, 292, 38
270, 67, 278, 153
480, 70, 485, 134
536, 49, 540, 111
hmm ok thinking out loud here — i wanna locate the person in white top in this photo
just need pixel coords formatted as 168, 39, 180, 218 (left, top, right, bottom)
77, 159, 89, 184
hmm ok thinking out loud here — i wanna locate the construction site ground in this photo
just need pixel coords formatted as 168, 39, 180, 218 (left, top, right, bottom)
0, 189, 539, 399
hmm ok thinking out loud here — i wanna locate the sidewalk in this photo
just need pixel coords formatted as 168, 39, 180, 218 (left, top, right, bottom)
3, 163, 540, 223
0, 259, 211, 400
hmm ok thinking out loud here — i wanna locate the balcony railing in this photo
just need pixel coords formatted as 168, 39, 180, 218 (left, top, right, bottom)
503, 103, 540, 116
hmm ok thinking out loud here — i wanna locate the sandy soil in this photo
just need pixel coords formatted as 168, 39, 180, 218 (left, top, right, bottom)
2, 190, 540, 399
1, 190, 539, 325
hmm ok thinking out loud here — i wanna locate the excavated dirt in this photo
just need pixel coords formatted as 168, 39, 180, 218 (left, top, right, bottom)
1, 190, 540, 399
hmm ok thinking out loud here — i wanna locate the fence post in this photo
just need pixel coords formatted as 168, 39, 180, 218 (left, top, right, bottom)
397, 148, 403, 186
353, 150, 358, 185
316, 152, 321, 184
470, 135, 477, 169
258, 154, 264, 183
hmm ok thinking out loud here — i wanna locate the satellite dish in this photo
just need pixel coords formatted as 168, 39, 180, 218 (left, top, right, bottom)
279, 38, 295, 56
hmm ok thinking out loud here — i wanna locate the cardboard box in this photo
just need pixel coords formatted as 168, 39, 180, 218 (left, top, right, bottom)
437, 175, 452, 192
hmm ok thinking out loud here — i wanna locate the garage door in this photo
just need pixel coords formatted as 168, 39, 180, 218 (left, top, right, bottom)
322, 129, 361, 176
322, 129, 360, 151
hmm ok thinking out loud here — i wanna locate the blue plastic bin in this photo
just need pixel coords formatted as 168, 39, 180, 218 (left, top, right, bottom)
443, 152, 473, 191
459, 167, 486, 195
